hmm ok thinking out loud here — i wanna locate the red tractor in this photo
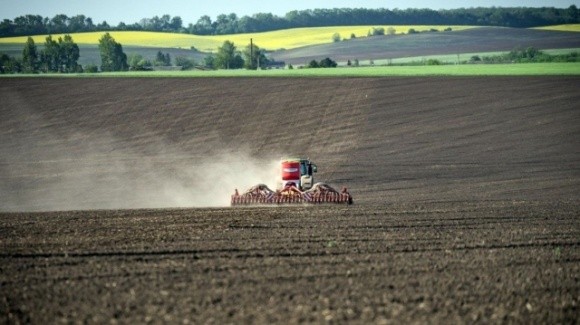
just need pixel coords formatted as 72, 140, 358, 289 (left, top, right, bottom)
231, 157, 353, 206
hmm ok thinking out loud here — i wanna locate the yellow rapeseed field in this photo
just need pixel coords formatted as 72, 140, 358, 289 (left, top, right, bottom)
532, 24, 580, 32
0, 25, 475, 51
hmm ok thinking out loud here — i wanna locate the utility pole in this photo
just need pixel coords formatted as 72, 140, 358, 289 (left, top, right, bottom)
250, 38, 254, 69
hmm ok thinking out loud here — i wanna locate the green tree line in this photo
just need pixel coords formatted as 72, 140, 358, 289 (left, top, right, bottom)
0, 35, 272, 73
0, 32, 129, 73
13, 35, 81, 73
203, 40, 269, 70
1, 6, 578, 37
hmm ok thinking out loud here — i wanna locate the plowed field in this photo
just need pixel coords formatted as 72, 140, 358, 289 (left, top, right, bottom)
273, 27, 580, 64
1, 77, 579, 323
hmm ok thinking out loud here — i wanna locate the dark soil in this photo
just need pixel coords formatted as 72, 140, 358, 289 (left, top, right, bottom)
1, 77, 578, 210
1, 202, 579, 323
0, 77, 579, 323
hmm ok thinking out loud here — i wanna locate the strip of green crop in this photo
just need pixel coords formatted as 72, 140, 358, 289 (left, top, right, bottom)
3, 63, 579, 78
364, 48, 580, 65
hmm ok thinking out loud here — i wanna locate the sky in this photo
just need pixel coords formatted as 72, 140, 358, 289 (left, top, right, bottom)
2, 0, 579, 25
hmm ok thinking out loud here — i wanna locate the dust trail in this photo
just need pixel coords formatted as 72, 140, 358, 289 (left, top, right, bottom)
0, 89, 287, 211
156, 150, 282, 208
0, 107, 281, 211
0, 144, 283, 211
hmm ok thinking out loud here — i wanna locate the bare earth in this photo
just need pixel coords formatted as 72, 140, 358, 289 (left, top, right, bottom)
0, 77, 579, 323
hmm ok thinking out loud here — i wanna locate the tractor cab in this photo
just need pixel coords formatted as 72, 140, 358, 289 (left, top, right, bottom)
279, 158, 317, 191
299, 158, 317, 190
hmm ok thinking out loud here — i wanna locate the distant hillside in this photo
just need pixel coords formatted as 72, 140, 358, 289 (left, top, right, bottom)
272, 27, 580, 65
1, 6, 579, 38
0, 25, 476, 51
0, 26, 476, 67
1, 26, 579, 68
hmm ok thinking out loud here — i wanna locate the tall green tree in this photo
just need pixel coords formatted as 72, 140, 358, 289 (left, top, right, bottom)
39, 34, 80, 73
49, 14, 69, 33
40, 35, 60, 72
192, 15, 213, 34
22, 36, 38, 73
215, 40, 243, 69
98, 32, 128, 71
59, 34, 80, 72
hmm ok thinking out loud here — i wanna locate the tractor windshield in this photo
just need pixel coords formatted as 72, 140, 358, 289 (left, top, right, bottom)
300, 161, 308, 176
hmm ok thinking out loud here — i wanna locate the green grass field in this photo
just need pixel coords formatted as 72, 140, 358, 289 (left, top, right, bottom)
0, 25, 476, 52
4, 63, 578, 77
364, 48, 580, 65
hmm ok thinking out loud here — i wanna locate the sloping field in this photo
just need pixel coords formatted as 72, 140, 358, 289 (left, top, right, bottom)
1, 77, 578, 210
0, 25, 474, 67
1, 77, 579, 323
273, 27, 580, 64
1, 27, 578, 67
0, 25, 474, 52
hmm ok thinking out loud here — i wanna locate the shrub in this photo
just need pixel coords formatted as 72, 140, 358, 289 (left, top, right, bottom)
129, 54, 153, 71
319, 57, 337, 68
307, 58, 337, 68
470, 55, 482, 63
84, 64, 98, 73
371, 27, 385, 36
175, 56, 195, 70
332, 33, 341, 42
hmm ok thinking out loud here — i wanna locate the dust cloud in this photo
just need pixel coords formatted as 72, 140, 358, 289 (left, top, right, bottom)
0, 90, 285, 212
0, 122, 282, 211
0, 146, 282, 212
155, 150, 282, 208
